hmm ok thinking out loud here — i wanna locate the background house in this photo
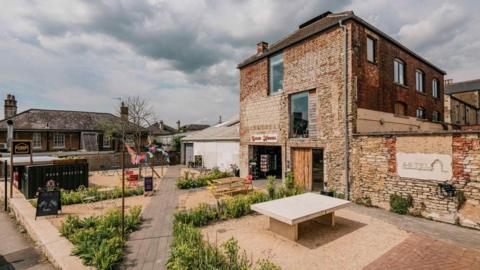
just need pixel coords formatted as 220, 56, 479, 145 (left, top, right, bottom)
444, 79, 480, 126
181, 115, 239, 171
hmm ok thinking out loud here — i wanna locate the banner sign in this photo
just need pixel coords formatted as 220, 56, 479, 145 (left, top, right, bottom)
144, 176, 153, 192
35, 191, 61, 218
12, 140, 32, 155
251, 133, 278, 143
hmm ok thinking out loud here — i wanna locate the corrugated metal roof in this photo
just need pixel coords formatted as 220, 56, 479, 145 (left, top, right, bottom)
181, 115, 239, 141
445, 79, 480, 94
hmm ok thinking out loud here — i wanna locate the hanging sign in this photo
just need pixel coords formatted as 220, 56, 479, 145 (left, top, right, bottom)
251, 134, 278, 143
12, 140, 32, 155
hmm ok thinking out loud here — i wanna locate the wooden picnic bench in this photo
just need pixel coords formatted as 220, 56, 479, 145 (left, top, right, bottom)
209, 177, 253, 198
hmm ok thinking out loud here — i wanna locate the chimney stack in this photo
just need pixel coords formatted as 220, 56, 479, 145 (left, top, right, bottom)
4, 94, 17, 119
120, 101, 128, 121
176, 120, 181, 131
159, 120, 164, 130
256, 41, 268, 54
218, 115, 222, 124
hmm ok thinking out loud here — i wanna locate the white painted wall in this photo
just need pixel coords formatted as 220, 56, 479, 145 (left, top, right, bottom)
193, 141, 239, 171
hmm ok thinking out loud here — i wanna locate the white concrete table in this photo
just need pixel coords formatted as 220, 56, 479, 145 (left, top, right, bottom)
251, 193, 351, 241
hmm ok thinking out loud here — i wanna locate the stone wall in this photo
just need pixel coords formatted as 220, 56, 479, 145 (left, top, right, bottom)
351, 132, 480, 229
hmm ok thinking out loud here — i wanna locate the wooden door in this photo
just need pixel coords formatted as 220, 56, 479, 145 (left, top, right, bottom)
291, 148, 312, 190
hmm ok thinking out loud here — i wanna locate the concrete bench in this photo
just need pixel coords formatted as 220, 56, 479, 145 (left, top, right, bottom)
251, 193, 351, 241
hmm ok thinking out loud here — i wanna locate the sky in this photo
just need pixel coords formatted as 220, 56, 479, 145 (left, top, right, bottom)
0, 0, 478, 125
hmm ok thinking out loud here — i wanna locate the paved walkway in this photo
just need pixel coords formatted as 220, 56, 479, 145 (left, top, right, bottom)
350, 204, 480, 250
0, 201, 54, 270
122, 165, 183, 270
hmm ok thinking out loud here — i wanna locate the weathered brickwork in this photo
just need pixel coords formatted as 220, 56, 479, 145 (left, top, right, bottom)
351, 133, 480, 229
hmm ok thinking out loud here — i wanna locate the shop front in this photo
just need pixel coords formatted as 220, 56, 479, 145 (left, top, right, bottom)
290, 147, 325, 191
247, 133, 282, 179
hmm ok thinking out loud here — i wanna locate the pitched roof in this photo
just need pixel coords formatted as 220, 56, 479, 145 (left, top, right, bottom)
181, 115, 239, 141
0, 108, 143, 132
148, 122, 178, 135
180, 124, 210, 132
445, 79, 480, 94
237, 11, 446, 75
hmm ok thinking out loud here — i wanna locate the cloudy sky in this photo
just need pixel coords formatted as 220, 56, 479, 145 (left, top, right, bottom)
0, 0, 478, 124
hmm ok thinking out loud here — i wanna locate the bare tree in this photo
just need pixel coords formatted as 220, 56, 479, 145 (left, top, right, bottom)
121, 96, 155, 151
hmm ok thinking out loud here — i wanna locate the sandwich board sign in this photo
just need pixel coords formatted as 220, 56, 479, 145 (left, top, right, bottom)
144, 176, 153, 192
35, 190, 61, 219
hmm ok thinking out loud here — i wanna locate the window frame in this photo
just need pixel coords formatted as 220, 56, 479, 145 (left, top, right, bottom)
394, 101, 407, 116
394, 58, 405, 85
269, 52, 284, 95
52, 133, 65, 149
102, 134, 111, 148
415, 69, 425, 93
32, 132, 42, 149
432, 79, 439, 98
432, 111, 441, 122
416, 107, 426, 119
366, 36, 377, 63
289, 91, 309, 138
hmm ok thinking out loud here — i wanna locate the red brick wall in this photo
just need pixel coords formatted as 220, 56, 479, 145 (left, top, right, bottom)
351, 23, 445, 121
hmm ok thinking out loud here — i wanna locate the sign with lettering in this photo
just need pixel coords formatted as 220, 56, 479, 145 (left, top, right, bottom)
12, 140, 32, 155
144, 176, 153, 192
251, 133, 278, 143
35, 191, 61, 218
396, 153, 452, 181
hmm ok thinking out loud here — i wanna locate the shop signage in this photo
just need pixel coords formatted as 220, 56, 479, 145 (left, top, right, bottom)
144, 176, 153, 192
12, 140, 32, 155
396, 153, 452, 181
251, 133, 278, 143
35, 190, 61, 218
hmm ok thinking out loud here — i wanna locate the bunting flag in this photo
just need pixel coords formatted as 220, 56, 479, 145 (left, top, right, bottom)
125, 143, 146, 165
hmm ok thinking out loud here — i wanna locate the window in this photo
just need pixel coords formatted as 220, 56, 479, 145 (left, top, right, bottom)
416, 69, 425, 92
290, 92, 309, 138
432, 79, 439, 98
432, 111, 441, 122
367, 36, 376, 63
394, 59, 405, 85
32, 133, 41, 149
53, 133, 65, 148
416, 107, 426, 119
103, 135, 111, 148
125, 134, 134, 145
269, 53, 284, 94
394, 102, 407, 116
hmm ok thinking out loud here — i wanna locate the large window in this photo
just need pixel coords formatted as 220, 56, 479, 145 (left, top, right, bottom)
32, 133, 41, 149
367, 36, 376, 63
103, 135, 111, 148
416, 69, 425, 93
432, 111, 441, 122
394, 102, 407, 116
416, 107, 426, 119
290, 92, 309, 138
432, 79, 439, 98
269, 53, 284, 94
394, 59, 405, 85
53, 133, 65, 148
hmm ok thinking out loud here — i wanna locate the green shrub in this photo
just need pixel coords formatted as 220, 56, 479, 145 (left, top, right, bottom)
58, 186, 144, 206
284, 172, 294, 190
176, 168, 233, 189
60, 206, 142, 270
389, 193, 413, 214
266, 176, 276, 199
257, 259, 282, 270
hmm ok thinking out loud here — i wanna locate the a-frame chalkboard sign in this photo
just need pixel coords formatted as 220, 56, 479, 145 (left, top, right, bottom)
35, 190, 61, 219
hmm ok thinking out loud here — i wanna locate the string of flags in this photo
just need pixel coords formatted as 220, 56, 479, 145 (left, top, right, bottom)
124, 143, 170, 165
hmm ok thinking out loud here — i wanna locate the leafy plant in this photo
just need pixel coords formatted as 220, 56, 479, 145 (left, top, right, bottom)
266, 176, 276, 199
389, 193, 413, 214
355, 196, 372, 207
56, 185, 144, 206
284, 172, 294, 190
176, 169, 233, 189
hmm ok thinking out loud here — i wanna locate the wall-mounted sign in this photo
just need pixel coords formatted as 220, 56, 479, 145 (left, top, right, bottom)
251, 133, 278, 143
396, 153, 452, 181
12, 140, 32, 155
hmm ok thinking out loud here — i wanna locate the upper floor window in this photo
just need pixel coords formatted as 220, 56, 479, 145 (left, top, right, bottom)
416, 107, 426, 119
53, 133, 65, 148
394, 102, 407, 116
416, 69, 425, 93
367, 36, 376, 63
432, 79, 439, 98
290, 91, 309, 138
432, 111, 441, 122
394, 59, 405, 85
269, 53, 284, 94
32, 133, 41, 149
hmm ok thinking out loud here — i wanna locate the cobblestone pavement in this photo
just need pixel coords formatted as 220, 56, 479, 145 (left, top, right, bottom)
122, 165, 183, 270
363, 234, 480, 270
0, 200, 54, 270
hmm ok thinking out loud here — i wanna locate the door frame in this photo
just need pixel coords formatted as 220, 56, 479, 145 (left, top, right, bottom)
290, 147, 313, 191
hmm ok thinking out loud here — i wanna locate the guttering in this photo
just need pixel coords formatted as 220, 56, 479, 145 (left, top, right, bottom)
339, 20, 350, 200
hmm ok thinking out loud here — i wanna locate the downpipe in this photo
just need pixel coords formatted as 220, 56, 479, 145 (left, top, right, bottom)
339, 20, 350, 200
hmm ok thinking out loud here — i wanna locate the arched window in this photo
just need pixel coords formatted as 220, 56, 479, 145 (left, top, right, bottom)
416, 107, 426, 119
432, 79, 439, 98
394, 58, 405, 85
416, 69, 425, 93
394, 102, 407, 116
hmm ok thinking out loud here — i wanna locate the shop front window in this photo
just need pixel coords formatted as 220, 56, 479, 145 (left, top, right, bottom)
290, 91, 309, 138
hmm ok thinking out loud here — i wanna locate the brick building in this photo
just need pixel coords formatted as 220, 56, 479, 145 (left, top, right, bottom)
444, 79, 480, 126
238, 11, 446, 193
0, 94, 147, 152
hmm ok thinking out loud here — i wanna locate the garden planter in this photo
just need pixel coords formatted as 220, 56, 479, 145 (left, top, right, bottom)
321, 191, 334, 197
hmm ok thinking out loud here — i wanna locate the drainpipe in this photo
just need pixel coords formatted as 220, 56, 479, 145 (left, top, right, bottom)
339, 20, 350, 200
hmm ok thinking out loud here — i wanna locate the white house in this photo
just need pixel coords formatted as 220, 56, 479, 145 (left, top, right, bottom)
181, 115, 239, 171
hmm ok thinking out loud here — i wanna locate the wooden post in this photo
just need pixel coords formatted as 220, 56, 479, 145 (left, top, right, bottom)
9, 141, 13, 198
121, 141, 125, 240
4, 161, 7, 211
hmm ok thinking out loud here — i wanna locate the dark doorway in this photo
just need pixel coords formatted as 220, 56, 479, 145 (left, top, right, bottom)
251, 146, 282, 179
312, 149, 324, 191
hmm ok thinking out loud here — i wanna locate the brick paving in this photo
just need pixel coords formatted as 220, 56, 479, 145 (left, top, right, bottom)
122, 165, 183, 270
364, 234, 480, 270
